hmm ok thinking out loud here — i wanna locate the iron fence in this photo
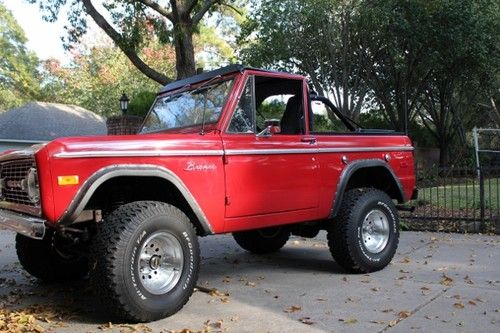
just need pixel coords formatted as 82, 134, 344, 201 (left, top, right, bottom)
401, 166, 499, 232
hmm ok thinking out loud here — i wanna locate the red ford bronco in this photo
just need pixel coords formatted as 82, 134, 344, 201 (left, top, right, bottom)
0, 65, 416, 322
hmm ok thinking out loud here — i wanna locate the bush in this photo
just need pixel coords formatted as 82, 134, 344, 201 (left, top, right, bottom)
127, 91, 157, 118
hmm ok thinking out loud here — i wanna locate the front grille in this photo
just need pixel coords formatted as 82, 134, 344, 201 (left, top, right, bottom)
0, 158, 40, 213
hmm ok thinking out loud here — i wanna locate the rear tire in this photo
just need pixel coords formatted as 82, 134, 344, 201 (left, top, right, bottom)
328, 188, 399, 273
89, 201, 200, 322
16, 230, 89, 282
233, 227, 290, 254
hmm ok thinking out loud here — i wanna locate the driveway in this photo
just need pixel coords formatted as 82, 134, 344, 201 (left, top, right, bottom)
0, 230, 499, 332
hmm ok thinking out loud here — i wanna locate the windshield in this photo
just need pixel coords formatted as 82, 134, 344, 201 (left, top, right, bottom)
140, 77, 234, 133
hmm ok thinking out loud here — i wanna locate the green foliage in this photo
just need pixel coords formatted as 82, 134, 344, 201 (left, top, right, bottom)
41, 40, 174, 116
239, 0, 368, 120
0, 2, 41, 110
241, 0, 499, 166
128, 90, 156, 118
27, 0, 244, 81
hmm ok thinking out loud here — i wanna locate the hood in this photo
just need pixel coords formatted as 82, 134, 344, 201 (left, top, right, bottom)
41, 132, 223, 159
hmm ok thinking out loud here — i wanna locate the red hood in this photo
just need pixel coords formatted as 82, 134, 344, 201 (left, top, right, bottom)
41, 132, 223, 158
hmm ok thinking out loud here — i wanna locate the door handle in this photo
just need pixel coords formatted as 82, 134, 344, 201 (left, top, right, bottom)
301, 137, 317, 144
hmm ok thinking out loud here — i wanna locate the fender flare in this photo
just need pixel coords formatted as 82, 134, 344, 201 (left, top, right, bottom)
57, 164, 213, 235
329, 159, 405, 218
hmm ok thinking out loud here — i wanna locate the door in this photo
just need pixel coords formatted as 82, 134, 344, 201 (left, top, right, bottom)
222, 74, 319, 226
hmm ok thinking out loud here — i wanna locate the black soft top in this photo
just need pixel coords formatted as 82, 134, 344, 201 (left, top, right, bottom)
158, 64, 282, 94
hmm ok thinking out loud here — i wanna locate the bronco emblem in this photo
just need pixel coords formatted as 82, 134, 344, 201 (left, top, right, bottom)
184, 161, 216, 172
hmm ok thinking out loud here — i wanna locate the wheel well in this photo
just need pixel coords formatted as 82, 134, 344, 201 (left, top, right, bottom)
84, 176, 207, 235
345, 166, 404, 202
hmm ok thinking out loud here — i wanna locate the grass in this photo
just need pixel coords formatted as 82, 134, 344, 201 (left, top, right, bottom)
417, 177, 499, 211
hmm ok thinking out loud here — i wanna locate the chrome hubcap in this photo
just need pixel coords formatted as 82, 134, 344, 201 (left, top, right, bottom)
138, 231, 184, 295
361, 209, 390, 254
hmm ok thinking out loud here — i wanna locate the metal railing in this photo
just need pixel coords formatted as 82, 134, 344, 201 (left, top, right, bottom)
401, 166, 499, 232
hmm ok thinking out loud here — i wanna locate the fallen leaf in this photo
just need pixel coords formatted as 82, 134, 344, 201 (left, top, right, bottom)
214, 320, 223, 329
398, 311, 411, 318
284, 305, 302, 313
400, 257, 411, 263
98, 322, 113, 330
389, 319, 399, 327
245, 281, 256, 287
370, 320, 385, 324
440, 274, 454, 286
453, 303, 465, 309
464, 275, 474, 285
468, 300, 477, 306
371, 287, 380, 292
382, 308, 393, 313
299, 317, 314, 325
344, 318, 358, 324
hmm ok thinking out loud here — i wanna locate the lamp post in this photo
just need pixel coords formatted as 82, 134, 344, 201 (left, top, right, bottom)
120, 93, 129, 115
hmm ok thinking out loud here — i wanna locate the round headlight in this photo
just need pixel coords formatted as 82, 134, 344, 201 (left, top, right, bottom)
26, 168, 40, 203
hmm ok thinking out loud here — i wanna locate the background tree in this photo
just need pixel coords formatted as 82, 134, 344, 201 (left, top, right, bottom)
239, 0, 367, 120
27, 0, 243, 82
240, 0, 499, 166
41, 36, 176, 116
0, 2, 41, 110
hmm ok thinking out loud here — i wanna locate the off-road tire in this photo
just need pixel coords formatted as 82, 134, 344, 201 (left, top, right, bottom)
233, 227, 290, 254
328, 188, 399, 273
89, 201, 200, 322
16, 230, 89, 282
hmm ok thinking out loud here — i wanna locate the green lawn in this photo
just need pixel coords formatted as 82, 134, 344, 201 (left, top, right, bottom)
416, 178, 499, 211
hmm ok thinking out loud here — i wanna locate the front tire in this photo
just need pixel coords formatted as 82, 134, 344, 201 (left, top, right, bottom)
233, 227, 290, 254
16, 230, 89, 282
89, 201, 200, 322
328, 188, 399, 273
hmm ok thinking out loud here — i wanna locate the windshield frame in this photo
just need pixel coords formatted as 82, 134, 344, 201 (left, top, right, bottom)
139, 75, 236, 134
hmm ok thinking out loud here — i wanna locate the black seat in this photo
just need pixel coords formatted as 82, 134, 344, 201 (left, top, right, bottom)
280, 96, 303, 134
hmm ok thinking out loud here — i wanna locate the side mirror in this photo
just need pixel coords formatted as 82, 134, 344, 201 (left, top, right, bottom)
257, 119, 281, 137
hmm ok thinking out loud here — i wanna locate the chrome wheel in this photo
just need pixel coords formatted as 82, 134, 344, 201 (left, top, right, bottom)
138, 231, 184, 295
361, 209, 390, 254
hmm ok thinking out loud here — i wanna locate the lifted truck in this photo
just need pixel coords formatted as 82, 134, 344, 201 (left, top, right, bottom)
0, 65, 416, 322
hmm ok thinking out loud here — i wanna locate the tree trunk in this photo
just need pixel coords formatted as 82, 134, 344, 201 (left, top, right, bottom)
438, 138, 449, 167
81, 0, 171, 85
174, 23, 196, 79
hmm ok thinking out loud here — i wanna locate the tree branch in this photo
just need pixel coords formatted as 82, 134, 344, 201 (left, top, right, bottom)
81, 0, 171, 85
192, 0, 219, 25
220, 2, 243, 16
136, 0, 174, 22
186, 0, 199, 14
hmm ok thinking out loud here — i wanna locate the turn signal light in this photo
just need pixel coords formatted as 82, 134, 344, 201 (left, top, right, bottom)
57, 175, 79, 186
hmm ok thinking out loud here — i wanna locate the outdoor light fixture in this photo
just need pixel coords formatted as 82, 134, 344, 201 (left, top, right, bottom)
120, 93, 129, 115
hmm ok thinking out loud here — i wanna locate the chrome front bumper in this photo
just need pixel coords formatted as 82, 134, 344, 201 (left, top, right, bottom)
0, 209, 46, 239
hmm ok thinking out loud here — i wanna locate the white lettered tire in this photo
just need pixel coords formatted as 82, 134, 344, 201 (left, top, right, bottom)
328, 189, 399, 273
89, 201, 200, 322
